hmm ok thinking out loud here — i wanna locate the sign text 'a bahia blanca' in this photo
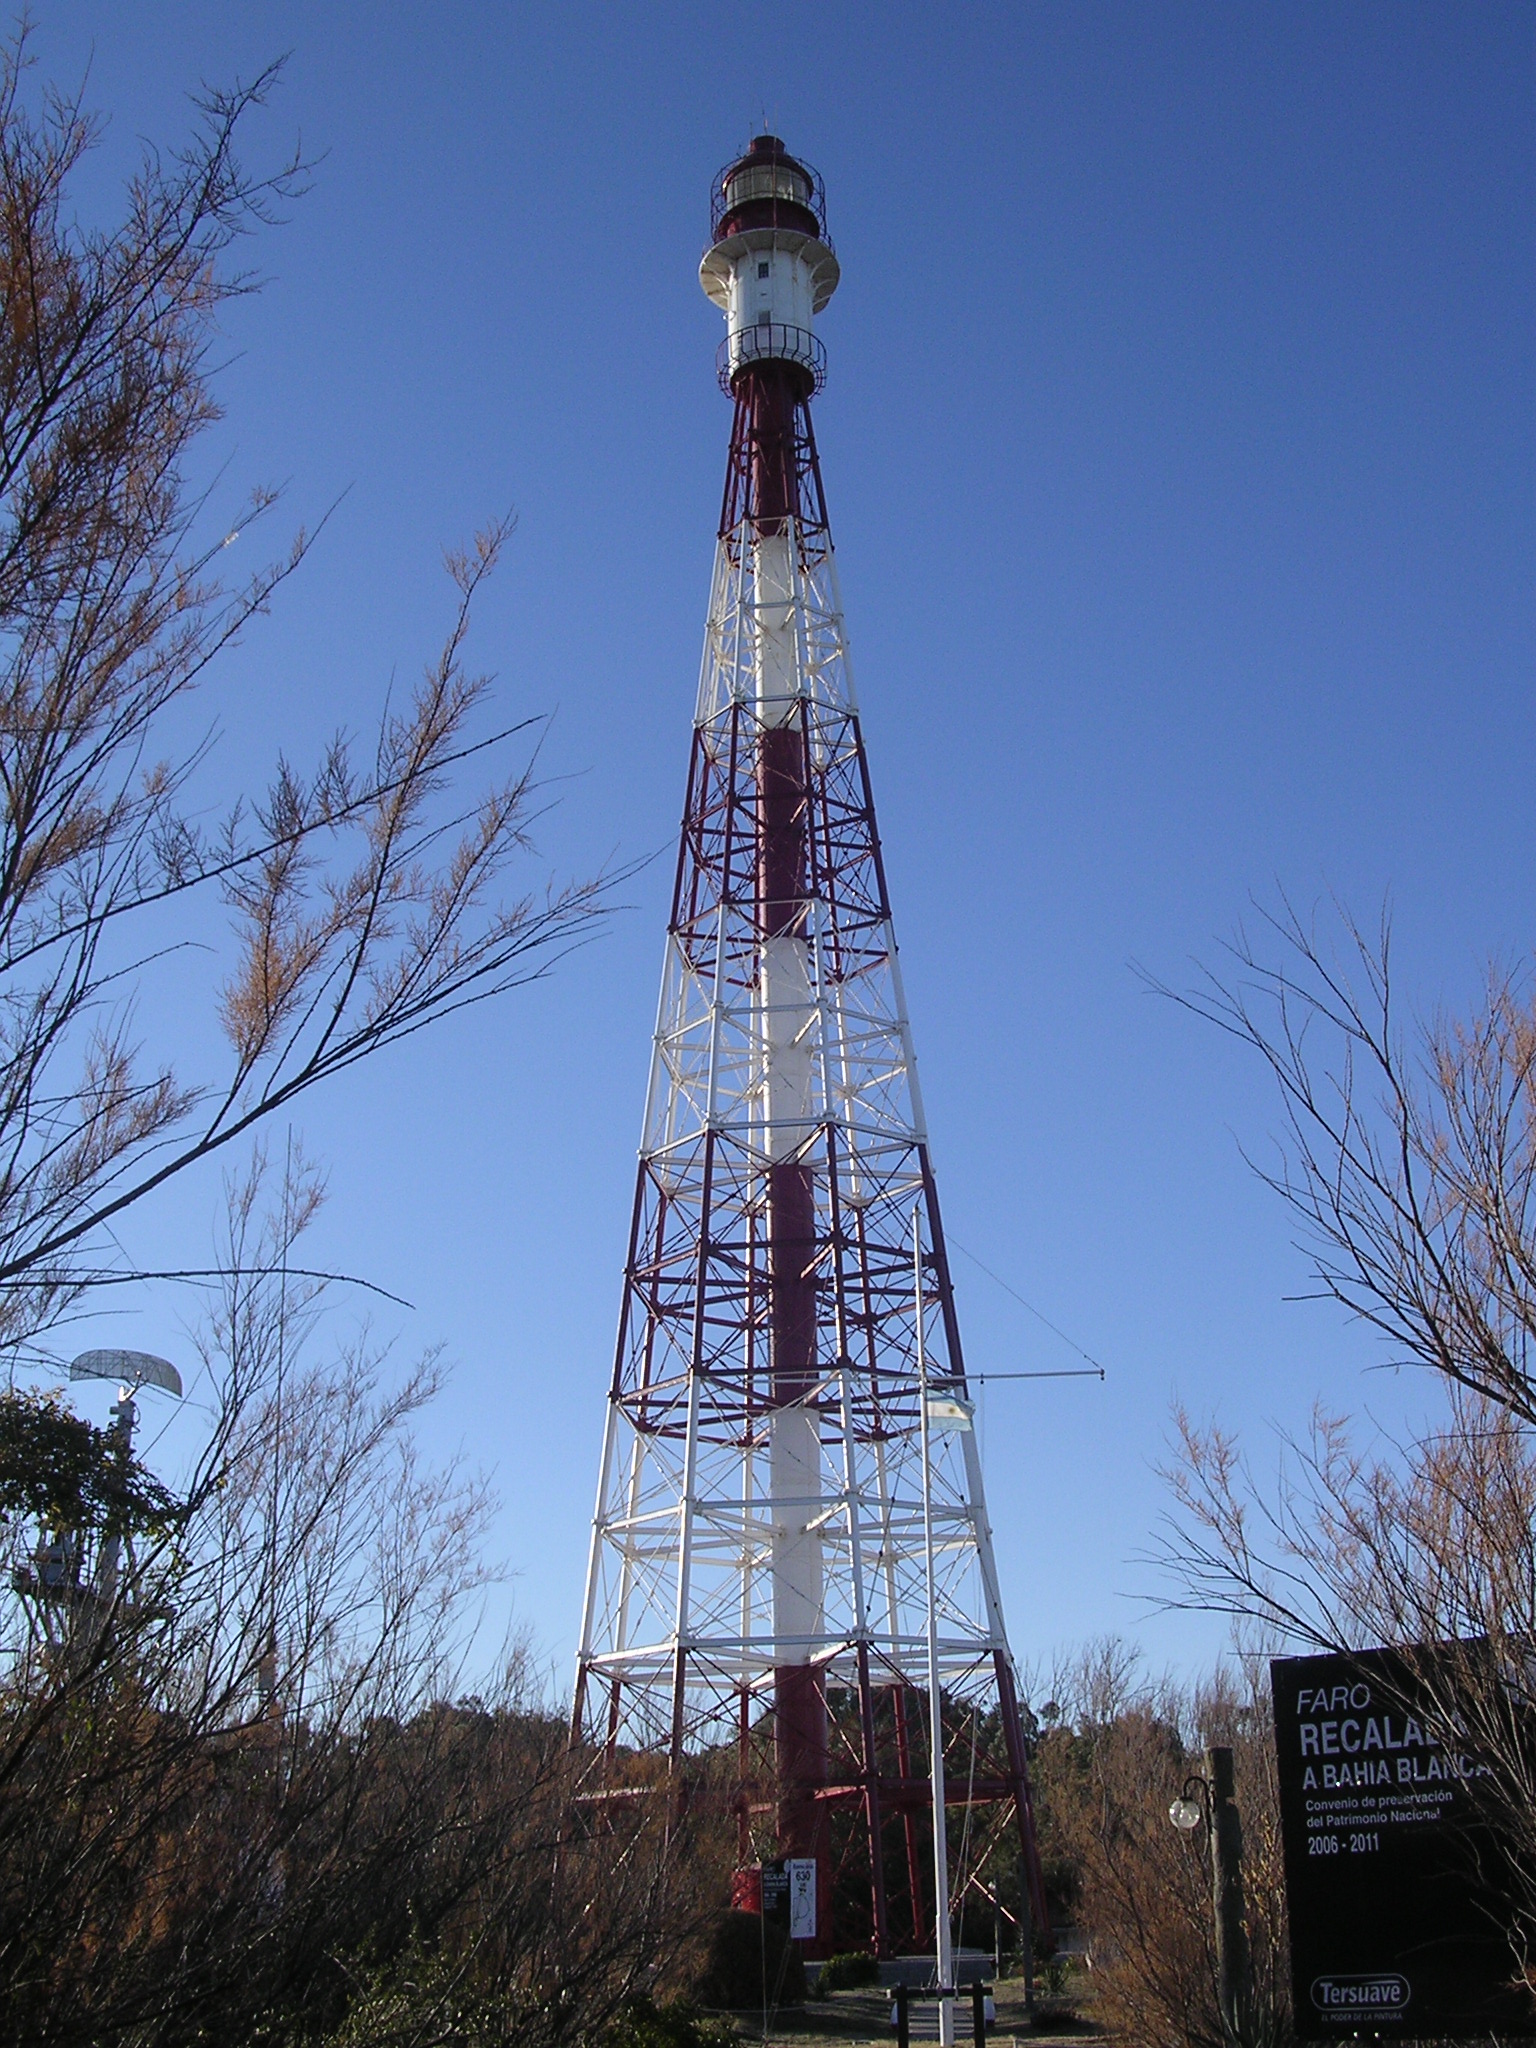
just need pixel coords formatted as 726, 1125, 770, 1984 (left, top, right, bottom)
1272, 1643, 1534, 2038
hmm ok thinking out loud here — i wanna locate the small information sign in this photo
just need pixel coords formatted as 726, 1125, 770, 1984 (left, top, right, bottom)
1271, 1644, 1535, 2037
786, 1857, 817, 1940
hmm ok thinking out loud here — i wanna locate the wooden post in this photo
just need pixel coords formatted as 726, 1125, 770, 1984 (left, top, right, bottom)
1207, 1746, 1251, 2046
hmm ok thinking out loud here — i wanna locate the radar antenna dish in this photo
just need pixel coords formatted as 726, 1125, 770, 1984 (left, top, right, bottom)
68, 1349, 183, 1398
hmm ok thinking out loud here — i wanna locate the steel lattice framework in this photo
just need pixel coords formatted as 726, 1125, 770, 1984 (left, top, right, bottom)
572, 137, 1045, 1958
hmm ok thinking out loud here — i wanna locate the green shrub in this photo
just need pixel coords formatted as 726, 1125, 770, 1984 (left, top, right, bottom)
596, 1996, 738, 2047
1040, 1954, 1072, 1998
816, 1950, 880, 1992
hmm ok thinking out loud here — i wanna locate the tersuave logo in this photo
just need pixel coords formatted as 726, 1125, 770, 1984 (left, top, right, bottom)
1312, 1973, 1411, 2014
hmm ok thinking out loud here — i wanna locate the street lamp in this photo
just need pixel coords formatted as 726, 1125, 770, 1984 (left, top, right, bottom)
1168, 1786, 1205, 1833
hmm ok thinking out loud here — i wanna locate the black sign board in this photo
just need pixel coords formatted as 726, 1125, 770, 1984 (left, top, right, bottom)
1272, 1645, 1535, 2037
759, 1859, 790, 1929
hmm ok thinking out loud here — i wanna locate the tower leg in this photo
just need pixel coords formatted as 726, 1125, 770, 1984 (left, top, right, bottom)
994, 1650, 1049, 1937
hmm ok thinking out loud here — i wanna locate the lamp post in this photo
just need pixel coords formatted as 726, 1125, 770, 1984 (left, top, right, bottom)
915, 1204, 956, 2048
1169, 1745, 1251, 2046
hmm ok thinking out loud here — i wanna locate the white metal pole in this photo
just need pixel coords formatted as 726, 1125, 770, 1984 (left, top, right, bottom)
916, 1202, 955, 2048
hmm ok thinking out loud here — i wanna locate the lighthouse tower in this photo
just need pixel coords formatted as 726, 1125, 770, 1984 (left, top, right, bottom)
573, 137, 1046, 1959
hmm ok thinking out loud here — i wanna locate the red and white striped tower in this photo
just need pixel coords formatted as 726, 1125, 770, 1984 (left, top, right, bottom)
573, 137, 1047, 1959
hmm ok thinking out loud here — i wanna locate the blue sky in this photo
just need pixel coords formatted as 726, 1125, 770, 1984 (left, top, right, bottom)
30, 3, 1534, 1690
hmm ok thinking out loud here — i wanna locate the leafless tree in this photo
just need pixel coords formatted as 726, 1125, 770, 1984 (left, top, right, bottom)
0, 1157, 714, 2047
0, 30, 608, 1362
1030, 1641, 1293, 2048
0, 35, 696, 2036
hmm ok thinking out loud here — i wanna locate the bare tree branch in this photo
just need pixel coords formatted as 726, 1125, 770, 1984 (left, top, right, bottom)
1146, 899, 1536, 1424
0, 36, 616, 1351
